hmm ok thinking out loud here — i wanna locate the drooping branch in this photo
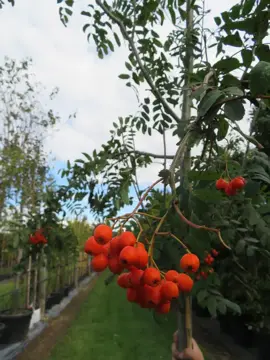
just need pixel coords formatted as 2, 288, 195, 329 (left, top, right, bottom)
95, 0, 182, 124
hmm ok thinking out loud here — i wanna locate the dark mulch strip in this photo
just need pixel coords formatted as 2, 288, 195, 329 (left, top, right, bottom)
16, 274, 99, 360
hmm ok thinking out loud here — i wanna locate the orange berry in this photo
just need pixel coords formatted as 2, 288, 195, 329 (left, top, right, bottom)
118, 231, 136, 249
165, 270, 179, 283
109, 236, 121, 255
216, 178, 228, 190
134, 247, 148, 269
108, 256, 124, 274
160, 281, 179, 301
94, 224, 112, 244
136, 242, 145, 250
129, 268, 144, 288
102, 242, 110, 256
231, 176, 246, 190
142, 267, 161, 287
180, 253, 200, 273
117, 273, 131, 288
225, 182, 237, 196
156, 301, 171, 314
119, 246, 137, 266
143, 284, 161, 306
84, 236, 104, 256
91, 253, 108, 272
126, 288, 137, 302
177, 273, 194, 293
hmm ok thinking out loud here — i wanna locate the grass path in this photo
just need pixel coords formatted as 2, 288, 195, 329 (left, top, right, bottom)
48, 271, 177, 360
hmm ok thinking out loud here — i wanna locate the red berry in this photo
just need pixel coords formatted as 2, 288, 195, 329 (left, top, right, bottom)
216, 178, 229, 190
177, 273, 194, 293
160, 281, 179, 301
94, 224, 112, 244
91, 254, 108, 272
165, 270, 179, 284
142, 267, 161, 287
119, 246, 137, 267
225, 182, 237, 196
231, 176, 246, 190
180, 253, 200, 273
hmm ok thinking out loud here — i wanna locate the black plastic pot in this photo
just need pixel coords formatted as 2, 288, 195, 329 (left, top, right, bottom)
45, 291, 63, 310
257, 332, 270, 360
0, 273, 12, 282
0, 308, 33, 344
0, 322, 6, 338
63, 285, 70, 297
218, 314, 257, 348
218, 314, 232, 335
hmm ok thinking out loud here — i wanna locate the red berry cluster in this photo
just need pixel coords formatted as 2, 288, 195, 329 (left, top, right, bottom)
216, 176, 246, 196
84, 225, 200, 314
195, 249, 218, 280
29, 229, 47, 245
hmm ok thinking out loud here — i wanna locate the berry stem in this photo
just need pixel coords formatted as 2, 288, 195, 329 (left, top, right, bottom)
156, 232, 190, 253
173, 202, 231, 250
148, 209, 169, 263
122, 178, 163, 227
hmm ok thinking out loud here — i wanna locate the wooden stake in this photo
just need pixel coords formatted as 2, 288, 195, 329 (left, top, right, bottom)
177, 294, 193, 354
26, 255, 32, 307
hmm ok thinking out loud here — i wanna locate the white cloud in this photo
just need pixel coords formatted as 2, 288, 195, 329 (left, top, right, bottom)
0, 0, 257, 186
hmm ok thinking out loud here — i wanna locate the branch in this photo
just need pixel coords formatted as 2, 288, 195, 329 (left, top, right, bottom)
228, 120, 263, 149
95, 0, 182, 124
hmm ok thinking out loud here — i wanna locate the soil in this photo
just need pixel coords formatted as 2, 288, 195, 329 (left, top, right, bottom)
16, 274, 99, 360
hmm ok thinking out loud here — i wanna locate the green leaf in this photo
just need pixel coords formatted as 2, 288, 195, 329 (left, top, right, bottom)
214, 17, 221, 26
188, 170, 219, 181
198, 90, 224, 117
217, 301, 227, 315
113, 32, 121, 47
222, 32, 242, 47
250, 61, 270, 96
246, 245, 256, 256
193, 189, 224, 204
224, 100, 245, 121
235, 239, 246, 254
223, 87, 244, 97
207, 296, 217, 317
255, 44, 270, 62
217, 117, 229, 141
197, 289, 208, 303
118, 74, 130, 79
222, 31, 243, 47
241, 0, 255, 16
214, 58, 241, 73
125, 62, 132, 71
223, 299, 241, 315
83, 24, 90, 33
241, 49, 253, 68
168, 6, 176, 24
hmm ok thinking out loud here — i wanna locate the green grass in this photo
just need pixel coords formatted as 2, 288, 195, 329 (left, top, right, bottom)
49, 271, 178, 360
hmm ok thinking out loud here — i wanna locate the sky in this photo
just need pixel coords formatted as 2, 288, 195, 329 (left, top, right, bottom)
0, 0, 251, 221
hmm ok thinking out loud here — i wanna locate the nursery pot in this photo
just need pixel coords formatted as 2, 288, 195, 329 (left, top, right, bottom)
63, 285, 70, 297
218, 314, 232, 335
0, 322, 6, 338
0, 308, 33, 344
257, 331, 270, 360
45, 291, 63, 310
